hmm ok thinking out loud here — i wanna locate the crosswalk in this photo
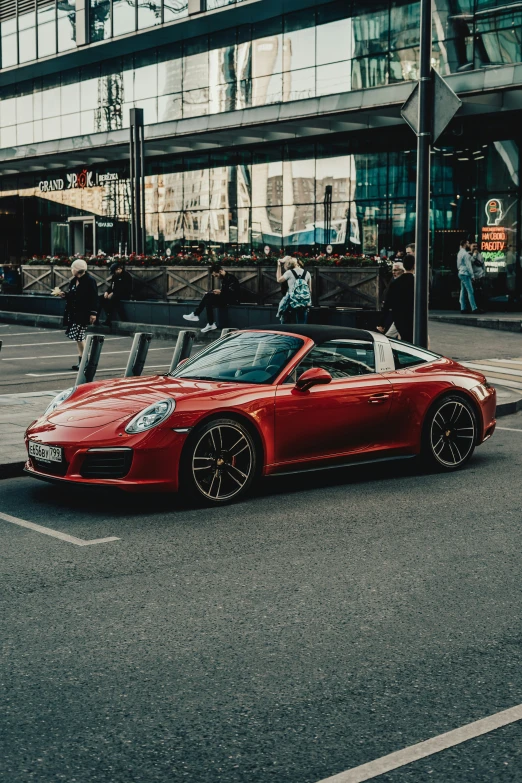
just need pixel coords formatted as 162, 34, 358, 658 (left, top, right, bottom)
462, 359, 522, 393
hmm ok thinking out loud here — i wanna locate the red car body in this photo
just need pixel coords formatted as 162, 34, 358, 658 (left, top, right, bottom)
24, 326, 496, 497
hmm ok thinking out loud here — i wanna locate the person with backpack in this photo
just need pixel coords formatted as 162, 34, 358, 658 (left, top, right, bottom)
276, 257, 312, 324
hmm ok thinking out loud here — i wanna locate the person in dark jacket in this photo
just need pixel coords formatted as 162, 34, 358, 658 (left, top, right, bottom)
183, 263, 241, 333
60, 259, 98, 370
98, 261, 132, 328
377, 253, 415, 342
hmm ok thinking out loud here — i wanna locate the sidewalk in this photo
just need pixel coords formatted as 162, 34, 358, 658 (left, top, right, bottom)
430, 310, 522, 333
1, 320, 521, 478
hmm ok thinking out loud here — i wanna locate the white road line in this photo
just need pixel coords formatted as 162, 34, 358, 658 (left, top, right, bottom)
4, 347, 175, 361
0, 511, 120, 547
497, 426, 522, 433
463, 362, 522, 378
26, 363, 170, 377
314, 703, 522, 783
0, 330, 61, 337
2, 337, 127, 348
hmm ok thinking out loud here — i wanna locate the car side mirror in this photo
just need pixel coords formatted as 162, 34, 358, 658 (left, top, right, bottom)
296, 367, 332, 392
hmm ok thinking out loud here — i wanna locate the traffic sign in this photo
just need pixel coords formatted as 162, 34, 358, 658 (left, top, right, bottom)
401, 69, 462, 143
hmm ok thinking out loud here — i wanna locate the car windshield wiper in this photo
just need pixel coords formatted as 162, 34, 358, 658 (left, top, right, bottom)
172, 375, 222, 381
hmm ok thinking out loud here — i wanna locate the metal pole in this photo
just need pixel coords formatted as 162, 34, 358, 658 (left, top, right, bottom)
124, 332, 152, 377
169, 330, 196, 373
413, 0, 432, 349
75, 334, 105, 386
129, 120, 135, 254
140, 123, 146, 256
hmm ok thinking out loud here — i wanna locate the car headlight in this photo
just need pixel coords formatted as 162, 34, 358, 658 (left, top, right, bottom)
125, 398, 175, 434
44, 387, 74, 416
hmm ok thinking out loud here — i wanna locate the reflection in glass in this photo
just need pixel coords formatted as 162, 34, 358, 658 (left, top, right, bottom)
252, 35, 282, 78
283, 67, 315, 102
183, 167, 209, 211
184, 50, 208, 92
183, 88, 209, 118
17, 121, 34, 145
42, 85, 61, 119
57, 0, 76, 52
1, 126, 17, 147
316, 61, 351, 96
284, 203, 315, 245
209, 45, 236, 86
138, 0, 161, 30
163, 0, 187, 24
283, 24, 315, 72
353, 5, 389, 56
252, 73, 282, 106
158, 93, 182, 122
38, 21, 56, 57
113, 0, 135, 36
16, 93, 33, 124
158, 51, 182, 95
351, 55, 388, 90
1, 34, 17, 68
317, 17, 353, 66
284, 158, 314, 205
390, 48, 419, 82
134, 62, 157, 100
184, 211, 209, 243
209, 82, 235, 114
90, 0, 111, 41
61, 82, 81, 115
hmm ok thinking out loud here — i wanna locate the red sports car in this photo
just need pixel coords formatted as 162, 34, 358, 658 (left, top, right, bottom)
25, 325, 496, 504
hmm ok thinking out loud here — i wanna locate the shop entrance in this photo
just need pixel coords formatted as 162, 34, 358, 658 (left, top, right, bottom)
69, 217, 95, 256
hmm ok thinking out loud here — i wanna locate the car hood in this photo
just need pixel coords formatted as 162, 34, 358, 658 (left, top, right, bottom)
46, 374, 258, 428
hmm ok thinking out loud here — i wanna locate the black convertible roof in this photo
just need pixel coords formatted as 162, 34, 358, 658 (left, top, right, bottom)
248, 324, 374, 345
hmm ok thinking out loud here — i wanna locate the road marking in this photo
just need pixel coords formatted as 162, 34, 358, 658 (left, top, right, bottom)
0, 511, 120, 547
497, 426, 522, 433
314, 704, 522, 783
26, 363, 170, 377
4, 346, 175, 361
1, 337, 127, 348
464, 362, 522, 378
0, 330, 61, 337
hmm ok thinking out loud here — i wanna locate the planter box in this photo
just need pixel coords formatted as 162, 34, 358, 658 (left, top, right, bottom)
21, 265, 387, 309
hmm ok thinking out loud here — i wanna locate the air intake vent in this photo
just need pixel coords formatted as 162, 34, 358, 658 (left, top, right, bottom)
0, 0, 16, 23
81, 449, 133, 479
18, 0, 35, 15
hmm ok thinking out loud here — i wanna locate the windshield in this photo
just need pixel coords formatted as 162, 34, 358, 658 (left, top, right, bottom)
171, 332, 304, 384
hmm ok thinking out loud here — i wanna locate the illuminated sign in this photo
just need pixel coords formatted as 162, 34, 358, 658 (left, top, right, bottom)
38, 170, 119, 192
485, 198, 503, 226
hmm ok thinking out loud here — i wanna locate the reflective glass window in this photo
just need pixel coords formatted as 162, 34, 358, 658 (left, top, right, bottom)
90, 0, 111, 41
209, 82, 235, 114
158, 47, 182, 95
390, 0, 420, 50
113, 0, 135, 36
1, 34, 17, 67
61, 112, 81, 137
183, 46, 208, 92
19, 28, 37, 63
316, 156, 355, 202
38, 20, 56, 57
139, 96, 158, 124
57, 0, 76, 52
283, 10, 315, 72
16, 91, 33, 124
19, 11, 36, 30
158, 93, 182, 122
252, 73, 282, 106
137, 0, 161, 30
134, 57, 157, 100
1, 18, 16, 36
163, 0, 187, 24
41, 81, 61, 119
0, 93, 16, 127
1, 126, 17, 147
17, 121, 34, 145
317, 17, 354, 66
351, 55, 389, 90
183, 88, 209, 117
283, 67, 315, 102
284, 157, 315, 205
316, 61, 351, 96
61, 80, 80, 114
352, 4, 389, 56
297, 340, 376, 379
390, 48, 419, 82
80, 109, 96, 133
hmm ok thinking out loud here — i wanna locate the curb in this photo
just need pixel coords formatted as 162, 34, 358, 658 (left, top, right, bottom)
3, 398, 520, 482
430, 314, 522, 333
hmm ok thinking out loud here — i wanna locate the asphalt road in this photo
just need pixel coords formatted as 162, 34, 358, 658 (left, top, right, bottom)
0, 324, 182, 394
1, 320, 521, 395
2, 411, 522, 782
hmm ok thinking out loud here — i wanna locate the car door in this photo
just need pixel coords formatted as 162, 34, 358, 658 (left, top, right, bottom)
273, 339, 393, 467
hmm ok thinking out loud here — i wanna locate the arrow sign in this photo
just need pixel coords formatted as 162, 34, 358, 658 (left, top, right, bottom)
401, 69, 462, 143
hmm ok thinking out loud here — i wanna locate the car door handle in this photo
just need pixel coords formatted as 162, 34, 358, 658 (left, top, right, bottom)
368, 393, 390, 404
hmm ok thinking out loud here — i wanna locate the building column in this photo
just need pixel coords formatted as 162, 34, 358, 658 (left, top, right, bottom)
76, 0, 88, 46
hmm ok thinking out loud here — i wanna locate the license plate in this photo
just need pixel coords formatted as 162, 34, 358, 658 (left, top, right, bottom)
28, 441, 63, 463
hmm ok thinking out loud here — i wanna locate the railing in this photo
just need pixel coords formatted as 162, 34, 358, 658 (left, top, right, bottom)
21, 265, 387, 309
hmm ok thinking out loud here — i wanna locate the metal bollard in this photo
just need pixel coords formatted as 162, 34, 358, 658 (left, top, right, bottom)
220, 328, 237, 338
124, 332, 152, 377
169, 330, 196, 373
75, 334, 105, 386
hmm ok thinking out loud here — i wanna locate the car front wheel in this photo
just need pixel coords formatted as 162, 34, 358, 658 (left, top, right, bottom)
181, 418, 258, 504
422, 394, 477, 471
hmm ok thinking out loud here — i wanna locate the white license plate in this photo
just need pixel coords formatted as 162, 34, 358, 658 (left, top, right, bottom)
28, 441, 63, 463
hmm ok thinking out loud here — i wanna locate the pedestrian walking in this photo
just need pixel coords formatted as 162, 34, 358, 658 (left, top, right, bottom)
60, 259, 98, 370
457, 239, 482, 314
183, 262, 241, 333
98, 261, 133, 328
276, 257, 312, 324
377, 254, 415, 342
377, 261, 405, 338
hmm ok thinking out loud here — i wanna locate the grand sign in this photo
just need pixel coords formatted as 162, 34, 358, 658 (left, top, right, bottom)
38, 169, 119, 192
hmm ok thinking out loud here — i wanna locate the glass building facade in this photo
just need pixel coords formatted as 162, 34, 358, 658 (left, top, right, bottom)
0, 0, 521, 305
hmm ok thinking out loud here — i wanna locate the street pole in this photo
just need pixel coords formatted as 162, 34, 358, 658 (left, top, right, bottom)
413, 0, 432, 349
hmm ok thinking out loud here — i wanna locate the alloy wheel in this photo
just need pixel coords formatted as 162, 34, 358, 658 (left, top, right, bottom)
192, 423, 254, 501
430, 399, 476, 468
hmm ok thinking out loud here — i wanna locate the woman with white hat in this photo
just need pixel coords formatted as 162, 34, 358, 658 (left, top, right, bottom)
60, 259, 98, 370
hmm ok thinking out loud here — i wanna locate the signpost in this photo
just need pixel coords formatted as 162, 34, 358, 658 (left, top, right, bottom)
401, 0, 462, 348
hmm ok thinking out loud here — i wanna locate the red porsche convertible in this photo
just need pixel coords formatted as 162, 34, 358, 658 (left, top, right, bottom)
25, 325, 496, 504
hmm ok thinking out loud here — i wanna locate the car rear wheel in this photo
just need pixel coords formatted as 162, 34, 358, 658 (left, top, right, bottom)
181, 418, 258, 504
422, 394, 477, 471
